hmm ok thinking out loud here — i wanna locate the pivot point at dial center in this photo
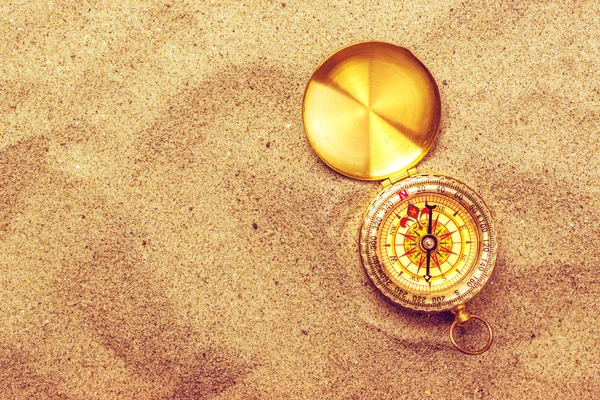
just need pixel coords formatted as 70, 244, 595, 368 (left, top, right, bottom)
421, 235, 437, 251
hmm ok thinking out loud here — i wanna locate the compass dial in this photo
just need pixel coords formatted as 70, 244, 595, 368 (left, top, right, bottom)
359, 175, 497, 312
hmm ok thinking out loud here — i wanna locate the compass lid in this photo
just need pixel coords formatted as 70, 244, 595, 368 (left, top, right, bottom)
302, 42, 441, 181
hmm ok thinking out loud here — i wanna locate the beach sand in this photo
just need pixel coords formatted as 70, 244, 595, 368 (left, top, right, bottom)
1, 1, 599, 398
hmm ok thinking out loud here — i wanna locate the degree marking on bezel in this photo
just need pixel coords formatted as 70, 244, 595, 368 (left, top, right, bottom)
359, 175, 497, 312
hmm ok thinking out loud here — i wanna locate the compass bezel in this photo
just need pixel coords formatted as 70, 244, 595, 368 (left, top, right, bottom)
359, 174, 497, 312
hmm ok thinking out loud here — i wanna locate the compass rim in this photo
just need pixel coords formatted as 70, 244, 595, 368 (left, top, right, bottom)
359, 174, 498, 313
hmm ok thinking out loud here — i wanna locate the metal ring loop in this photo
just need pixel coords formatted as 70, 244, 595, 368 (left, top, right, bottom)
449, 314, 494, 355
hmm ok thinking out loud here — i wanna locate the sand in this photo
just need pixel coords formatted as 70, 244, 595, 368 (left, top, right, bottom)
1, 1, 599, 398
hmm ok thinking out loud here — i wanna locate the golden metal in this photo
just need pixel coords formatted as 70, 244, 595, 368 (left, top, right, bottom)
302, 42, 441, 181
359, 175, 497, 313
449, 307, 494, 355
451, 304, 472, 325
303, 42, 497, 355
384, 166, 418, 186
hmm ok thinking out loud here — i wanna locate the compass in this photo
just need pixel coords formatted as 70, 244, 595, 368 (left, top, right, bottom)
303, 42, 498, 355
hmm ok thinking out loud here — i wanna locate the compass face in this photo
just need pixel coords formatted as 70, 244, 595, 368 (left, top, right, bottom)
359, 175, 497, 312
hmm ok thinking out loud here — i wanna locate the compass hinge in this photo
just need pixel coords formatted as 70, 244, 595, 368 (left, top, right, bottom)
381, 168, 418, 187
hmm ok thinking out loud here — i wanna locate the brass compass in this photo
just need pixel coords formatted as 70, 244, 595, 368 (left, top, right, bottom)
303, 42, 497, 355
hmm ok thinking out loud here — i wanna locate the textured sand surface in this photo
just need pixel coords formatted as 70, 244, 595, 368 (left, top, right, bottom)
1, 1, 599, 398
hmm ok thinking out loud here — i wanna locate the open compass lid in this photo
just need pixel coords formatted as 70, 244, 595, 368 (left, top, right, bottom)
302, 42, 441, 181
